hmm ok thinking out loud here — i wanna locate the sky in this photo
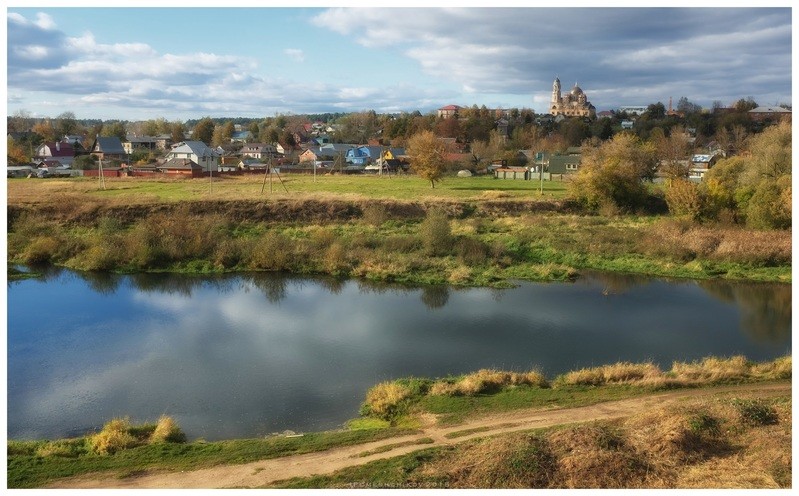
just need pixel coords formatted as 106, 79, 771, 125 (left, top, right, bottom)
4, 3, 794, 121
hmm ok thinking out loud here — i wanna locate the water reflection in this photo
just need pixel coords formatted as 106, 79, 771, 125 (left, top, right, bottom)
7, 268, 790, 441
698, 280, 792, 344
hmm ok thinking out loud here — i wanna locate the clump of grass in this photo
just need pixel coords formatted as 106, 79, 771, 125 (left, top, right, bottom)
751, 356, 791, 380
731, 399, 779, 426
34, 439, 90, 458
436, 433, 558, 488
362, 382, 414, 421
429, 369, 548, 397
89, 418, 140, 455
557, 361, 662, 386
670, 356, 750, 383
150, 415, 187, 444
548, 423, 653, 488
361, 203, 390, 226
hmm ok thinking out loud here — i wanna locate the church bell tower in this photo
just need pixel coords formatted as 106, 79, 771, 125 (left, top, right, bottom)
551, 77, 562, 110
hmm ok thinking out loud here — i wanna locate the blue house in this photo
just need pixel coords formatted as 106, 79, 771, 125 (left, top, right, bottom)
346, 145, 399, 165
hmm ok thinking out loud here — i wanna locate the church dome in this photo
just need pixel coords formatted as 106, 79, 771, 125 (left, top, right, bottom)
570, 84, 583, 95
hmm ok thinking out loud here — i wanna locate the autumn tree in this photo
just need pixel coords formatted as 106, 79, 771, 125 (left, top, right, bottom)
569, 132, 658, 211
407, 130, 447, 188
7, 137, 29, 164
32, 120, 56, 143
654, 126, 692, 180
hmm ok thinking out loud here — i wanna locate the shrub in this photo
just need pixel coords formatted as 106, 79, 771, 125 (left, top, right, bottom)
731, 399, 778, 426
150, 415, 187, 444
361, 203, 389, 226
568, 133, 658, 212
324, 242, 350, 274
455, 237, 490, 265
665, 179, 704, 220
687, 413, 721, 437
90, 418, 139, 455
420, 209, 452, 256
21, 236, 61, 265
249, 232, 292, 270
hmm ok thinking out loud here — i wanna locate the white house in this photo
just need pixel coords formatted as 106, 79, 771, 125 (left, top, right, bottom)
166, 141, 220, 172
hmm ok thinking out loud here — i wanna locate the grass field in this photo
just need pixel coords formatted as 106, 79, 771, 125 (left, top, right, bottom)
6, 175, 791, 285
7, 174, 568, 204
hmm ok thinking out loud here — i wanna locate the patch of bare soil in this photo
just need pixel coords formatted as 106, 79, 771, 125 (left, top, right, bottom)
47, 382, 789, 489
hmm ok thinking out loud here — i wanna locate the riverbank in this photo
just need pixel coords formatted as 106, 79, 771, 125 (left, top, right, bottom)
6, 178, 791, 285
7, 356, 791, 488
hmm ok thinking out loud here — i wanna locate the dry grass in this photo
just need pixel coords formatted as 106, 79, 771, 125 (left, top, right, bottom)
364, 382, 414, 420
429, 369, 549, 396
558, 361, 662, 386
89, 418, 139, 455
548, 423, 656, 488
641, 220, 792, 265
150, 415, 186, 444
430, 433, 558, 488
670, 355, 751, 382
420, 393, 790, 488
751, 356, 792, 379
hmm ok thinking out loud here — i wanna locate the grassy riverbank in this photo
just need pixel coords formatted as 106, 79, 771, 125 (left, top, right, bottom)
273, 393, 792, 489
6, 176, 791, 285
7, 355, 791, 488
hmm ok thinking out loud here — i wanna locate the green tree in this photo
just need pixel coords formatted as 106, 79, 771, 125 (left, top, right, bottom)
407, 130, 447, 188
191, 117, 215, 144
171, 122, 186, 144
212, 121, 235, 147
102, 121, 127, 141
55, 111, 79, 138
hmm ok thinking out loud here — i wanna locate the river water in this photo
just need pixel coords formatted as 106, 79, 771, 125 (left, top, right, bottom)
7, 267, 791, 440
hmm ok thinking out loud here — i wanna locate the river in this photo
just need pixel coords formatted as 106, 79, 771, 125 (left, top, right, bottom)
6, 267, 791, 441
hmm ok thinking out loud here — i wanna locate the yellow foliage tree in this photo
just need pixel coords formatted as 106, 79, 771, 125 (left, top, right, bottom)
407, 130, 447, 188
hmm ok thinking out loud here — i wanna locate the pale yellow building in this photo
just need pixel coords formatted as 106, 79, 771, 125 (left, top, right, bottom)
550, 77, 596, 118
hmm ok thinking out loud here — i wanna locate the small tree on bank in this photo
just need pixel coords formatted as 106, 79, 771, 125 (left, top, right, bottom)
569, 132, 658, 211
407, 130, 447, 188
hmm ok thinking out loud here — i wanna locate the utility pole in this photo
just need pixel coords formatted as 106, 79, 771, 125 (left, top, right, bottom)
98, 156, 106, 190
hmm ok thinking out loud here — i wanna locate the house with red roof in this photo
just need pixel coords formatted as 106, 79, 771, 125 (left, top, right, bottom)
34, 141, 76, 168
437, 105, 462, 119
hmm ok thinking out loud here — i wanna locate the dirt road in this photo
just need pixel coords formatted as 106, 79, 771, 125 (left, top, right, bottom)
49, 382, 790, 489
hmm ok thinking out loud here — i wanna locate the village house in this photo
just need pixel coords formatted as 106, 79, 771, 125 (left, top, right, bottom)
158, 158, 205, 178
748, 106, 791, 122
166, 141, 220, 172
90, 136, 127, 162
123, 136, 158, 155
34, 141, 76, 168
240, 143, 278, 160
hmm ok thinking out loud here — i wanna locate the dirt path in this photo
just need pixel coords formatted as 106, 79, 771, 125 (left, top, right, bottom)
49, 383, 790, 489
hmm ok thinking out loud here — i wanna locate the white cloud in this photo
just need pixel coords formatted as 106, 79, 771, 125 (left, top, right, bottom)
284, 48, 305, 62
34, 12, 56, 30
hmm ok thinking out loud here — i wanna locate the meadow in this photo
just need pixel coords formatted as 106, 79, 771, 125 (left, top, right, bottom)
7, 175, 791, 285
